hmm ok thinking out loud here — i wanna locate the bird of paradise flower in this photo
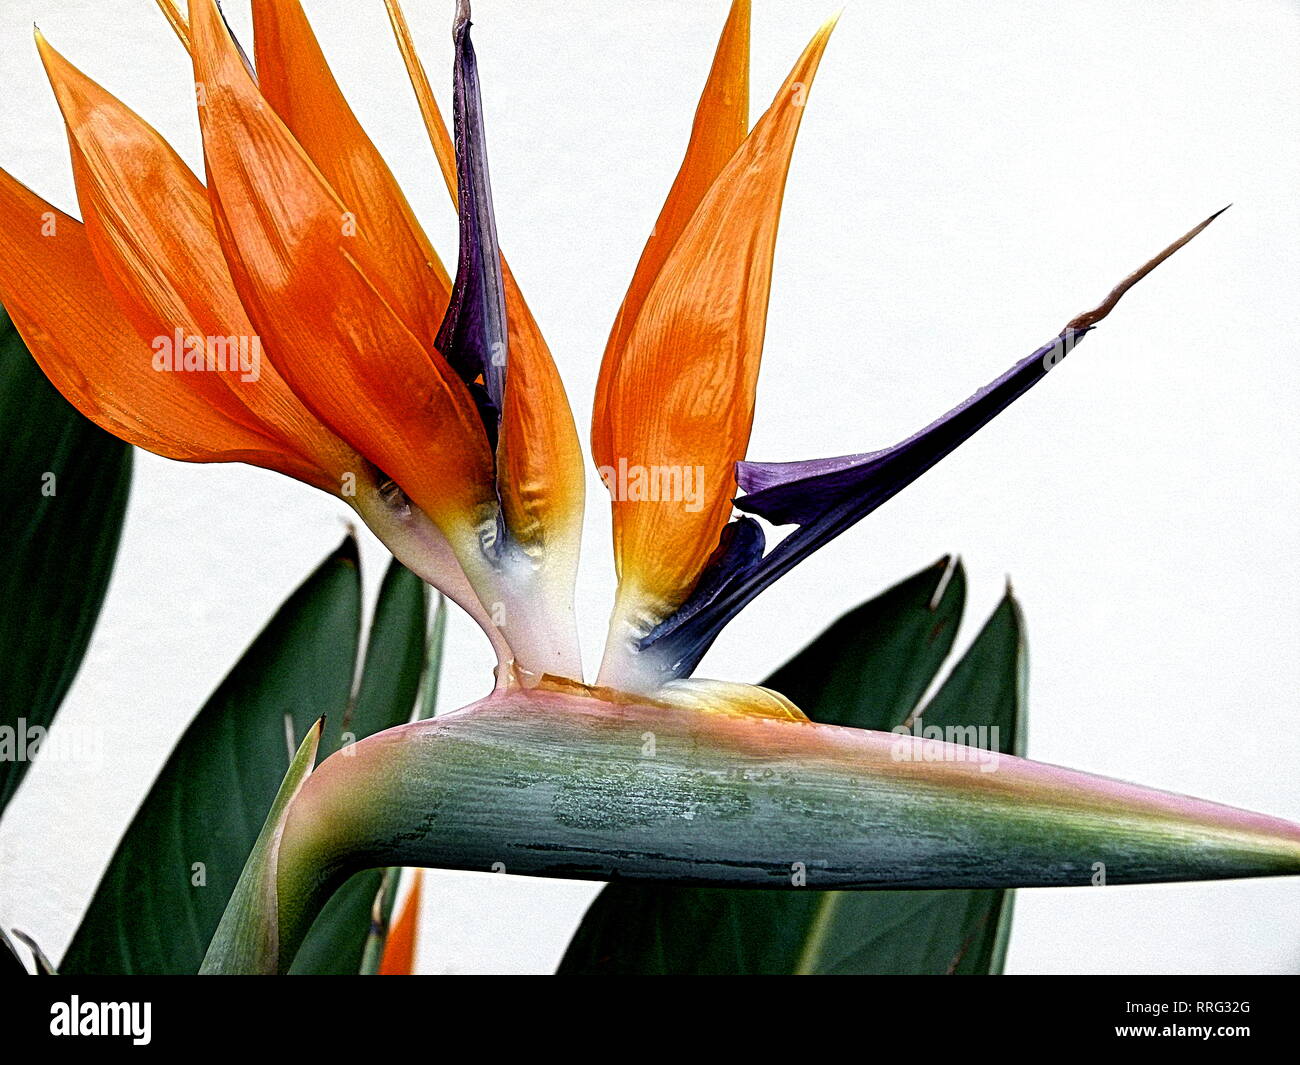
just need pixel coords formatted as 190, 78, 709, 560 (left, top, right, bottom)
0, 0, 1292, 975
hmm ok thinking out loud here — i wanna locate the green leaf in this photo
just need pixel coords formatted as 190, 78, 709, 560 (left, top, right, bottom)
289, 565, 433, 975
200, 718, 324, 975
357, 597, 447, 975
0, 305, 132, 814
921, 588, 1026, 749
414, 594, 448, 721
763, 555, 965, 728
60, 539, 362, 974
336, 559, 429, 752
558, 558, 974, 975
358, 867, 400, 976
287, 871, 386, 977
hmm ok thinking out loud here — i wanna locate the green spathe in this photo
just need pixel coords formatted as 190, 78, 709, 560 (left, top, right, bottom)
200, 688, 1300, 973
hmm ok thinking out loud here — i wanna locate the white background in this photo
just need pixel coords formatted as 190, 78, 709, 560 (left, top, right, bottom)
1, 0, 1297, 974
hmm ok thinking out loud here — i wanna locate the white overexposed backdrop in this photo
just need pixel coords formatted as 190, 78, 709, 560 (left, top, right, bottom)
0, 0, 1296, 974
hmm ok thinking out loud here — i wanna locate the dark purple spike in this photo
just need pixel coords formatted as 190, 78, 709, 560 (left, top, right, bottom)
435, 6, 508, 440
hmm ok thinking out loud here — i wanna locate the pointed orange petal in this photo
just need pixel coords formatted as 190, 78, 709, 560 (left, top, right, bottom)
251, 0, 452, 355
36, 34, 359, 492
592, 0, 751, 480
377, 870, 422, 975
188, 0, 493, 538
601, 18, 836, 624
0, 169, 324, 477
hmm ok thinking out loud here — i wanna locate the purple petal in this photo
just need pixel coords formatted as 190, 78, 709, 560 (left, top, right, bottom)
736, 449, 887, 497
435, 9, 508, 443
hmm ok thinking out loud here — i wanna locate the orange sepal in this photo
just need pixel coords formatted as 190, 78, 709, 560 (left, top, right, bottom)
35, 33, 359, 493
592, 0, 751, 483
377, 870, 423, 975
0, 169, 325, 480
601, 17, 837, 620
497, 262, 585, 549
188, 0, 494, 537
382, 0, 458, 199
250, 0, 452, 355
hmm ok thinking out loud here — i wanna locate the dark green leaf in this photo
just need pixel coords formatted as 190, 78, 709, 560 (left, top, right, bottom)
357, 597, 447, 976
288, 871, 386, 977
60, 539, 361, 974
334, 559, 428, 753
358, 867, 399, 976
903, 590, 1027, 974
763, 555, 965, 727
0, 305, 132, 814
414, 594, 448, 721
920, 589, 1026, 748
